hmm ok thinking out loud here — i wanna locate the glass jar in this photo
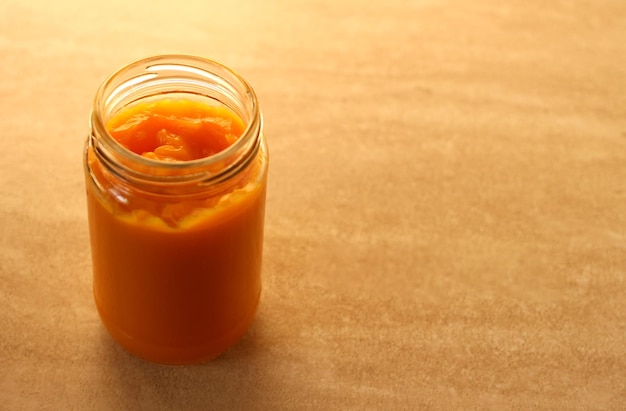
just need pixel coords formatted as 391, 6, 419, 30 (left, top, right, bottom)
84, 55, 268, 364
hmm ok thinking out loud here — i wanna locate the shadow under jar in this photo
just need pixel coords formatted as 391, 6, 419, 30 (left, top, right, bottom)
84, 55, 268, 365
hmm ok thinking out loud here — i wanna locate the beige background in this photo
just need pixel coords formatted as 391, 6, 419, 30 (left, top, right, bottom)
1, 0, 625, 409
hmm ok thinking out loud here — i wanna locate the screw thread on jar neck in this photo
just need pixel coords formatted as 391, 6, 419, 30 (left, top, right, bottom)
89, 55, 262, 192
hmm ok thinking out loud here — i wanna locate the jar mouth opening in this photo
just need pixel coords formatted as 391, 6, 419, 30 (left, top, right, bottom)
91, 54, 261, 174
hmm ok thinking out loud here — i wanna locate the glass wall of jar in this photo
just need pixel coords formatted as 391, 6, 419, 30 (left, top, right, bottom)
84, 55, 268, 364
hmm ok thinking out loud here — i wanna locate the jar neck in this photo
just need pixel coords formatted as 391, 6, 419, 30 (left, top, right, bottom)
89, 55, 261, 195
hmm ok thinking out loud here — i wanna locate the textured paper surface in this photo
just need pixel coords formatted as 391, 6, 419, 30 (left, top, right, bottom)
1, 0, 625, 409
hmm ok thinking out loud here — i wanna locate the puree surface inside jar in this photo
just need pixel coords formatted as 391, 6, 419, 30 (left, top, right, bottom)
107, 98, 245, 161
93, 98, 254, 228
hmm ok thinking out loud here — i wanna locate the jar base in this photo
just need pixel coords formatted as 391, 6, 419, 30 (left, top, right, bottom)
95, 292, 261, 365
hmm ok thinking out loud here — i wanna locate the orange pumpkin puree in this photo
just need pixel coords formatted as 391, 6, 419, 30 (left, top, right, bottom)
86, 98, 267, 364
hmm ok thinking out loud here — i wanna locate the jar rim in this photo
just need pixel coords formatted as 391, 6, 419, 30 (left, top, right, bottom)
90, 54, 261, 178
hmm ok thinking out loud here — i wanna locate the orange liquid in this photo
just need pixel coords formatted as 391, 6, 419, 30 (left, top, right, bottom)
85, 99, 267, 364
